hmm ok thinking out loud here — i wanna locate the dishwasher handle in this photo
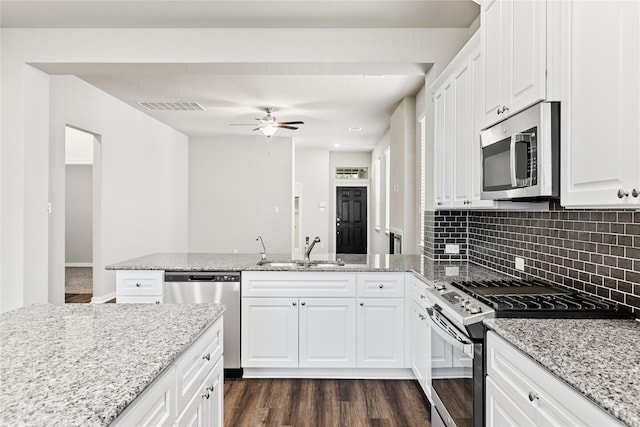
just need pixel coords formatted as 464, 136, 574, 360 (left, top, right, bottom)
164, 271, 240, 283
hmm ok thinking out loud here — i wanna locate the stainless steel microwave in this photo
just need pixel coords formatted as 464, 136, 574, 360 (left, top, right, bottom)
480, 102, 559, 200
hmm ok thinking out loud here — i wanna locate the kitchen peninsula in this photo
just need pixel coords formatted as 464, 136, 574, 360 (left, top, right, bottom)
0, 303, 225, 426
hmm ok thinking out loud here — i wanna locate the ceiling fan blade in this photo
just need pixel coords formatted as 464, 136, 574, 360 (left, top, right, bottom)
278, 125, 298, 130
278, 121, 304, 125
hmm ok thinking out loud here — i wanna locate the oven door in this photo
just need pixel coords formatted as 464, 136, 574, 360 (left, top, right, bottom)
427, 305, 475, 427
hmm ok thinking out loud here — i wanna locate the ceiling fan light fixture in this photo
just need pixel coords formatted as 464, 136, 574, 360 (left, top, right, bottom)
260, 124, 278, 137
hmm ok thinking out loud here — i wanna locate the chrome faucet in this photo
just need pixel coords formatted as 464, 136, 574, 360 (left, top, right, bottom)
304, 236, 321, 261
256, 236, 267, 260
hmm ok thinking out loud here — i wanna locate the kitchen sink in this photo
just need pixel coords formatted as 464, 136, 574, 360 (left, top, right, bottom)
256, 259, 345, 268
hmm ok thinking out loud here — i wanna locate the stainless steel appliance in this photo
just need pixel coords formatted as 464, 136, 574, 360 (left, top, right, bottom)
425, 278, 630, 427
480, 102, 560, 200
163, 271, 241, 377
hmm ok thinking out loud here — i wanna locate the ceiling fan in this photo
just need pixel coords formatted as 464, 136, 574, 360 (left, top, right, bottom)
230, 107, 304, 138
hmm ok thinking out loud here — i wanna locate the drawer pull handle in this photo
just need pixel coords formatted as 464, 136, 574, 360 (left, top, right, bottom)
202, 353, 211, 361
528, 392, 539, 402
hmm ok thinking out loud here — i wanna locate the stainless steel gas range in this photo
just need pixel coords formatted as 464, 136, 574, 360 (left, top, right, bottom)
424, 278, 630, 427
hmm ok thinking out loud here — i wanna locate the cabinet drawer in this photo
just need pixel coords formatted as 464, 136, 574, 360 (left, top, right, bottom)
116, 295, 162, 304
411, 274, 430, 308
175, 318, 224, 414
486, 331, 622, 426
116, 270, 163, 296
111, 366, 175, 427
242, 271, 356, 297
356, 273, 404, 298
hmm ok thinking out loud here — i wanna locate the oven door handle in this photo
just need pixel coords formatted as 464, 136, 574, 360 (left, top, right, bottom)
426, 305, 474, 357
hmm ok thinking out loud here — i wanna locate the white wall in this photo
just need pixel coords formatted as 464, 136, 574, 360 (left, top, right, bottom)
415, 85, 427, 251
65, 165, 93, 264
189, 136, 293, 255
1, 26, 472, 311
370, 131, 391, 254
295, 148, 330, 255
49, 76, 189, 303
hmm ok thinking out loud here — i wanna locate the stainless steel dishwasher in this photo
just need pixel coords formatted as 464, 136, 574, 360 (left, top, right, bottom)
163, 271, 241, 377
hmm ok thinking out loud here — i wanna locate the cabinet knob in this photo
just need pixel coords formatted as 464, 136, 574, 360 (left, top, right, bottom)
418, 314, 425, 320
301, 301, 306, 306
496, 108, 502, 115
135, 282, 141, 287
202, 390, 211, 400
528, 392, 539, 402
360, 302, 364, 307
632, 188, 639, 198
379, 284, 384, 289
437, 202, 443, 206
155, 300, 160, 304
202, 353, 211, 361
420, 294, 426, 299
617, 189, 629, 198
292, 302, 297, 306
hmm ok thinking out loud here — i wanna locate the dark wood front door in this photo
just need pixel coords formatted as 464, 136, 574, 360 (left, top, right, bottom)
336, 186, 367, 254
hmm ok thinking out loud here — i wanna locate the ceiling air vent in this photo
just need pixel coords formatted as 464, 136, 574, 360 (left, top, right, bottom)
137, 102, 205, 111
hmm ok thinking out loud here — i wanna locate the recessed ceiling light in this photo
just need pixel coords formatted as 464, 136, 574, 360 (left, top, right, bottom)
348, 126, 362, 132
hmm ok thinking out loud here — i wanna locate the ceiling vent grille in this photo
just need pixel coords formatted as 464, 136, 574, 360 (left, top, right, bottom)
137, 102, 205, 111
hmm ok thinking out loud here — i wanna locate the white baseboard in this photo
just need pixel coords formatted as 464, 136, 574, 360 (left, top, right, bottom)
242, 367, 414, 380
91, 292, 116, 304
66, 262, 93, 268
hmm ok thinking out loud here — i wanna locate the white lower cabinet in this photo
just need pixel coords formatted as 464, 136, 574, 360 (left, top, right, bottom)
410, 275, 431, 400
241, 271, 407, 375
113, 317, 224, 426
116, 270, 164, 304
356, 298, 404, 368
486, 331, 623, 427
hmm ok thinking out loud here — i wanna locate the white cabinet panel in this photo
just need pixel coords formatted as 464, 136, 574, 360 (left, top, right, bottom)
356, 298, 405, 368
299, 298, 356, 368
411, 299, 431, 400
116, 270, 163, 301
486, 376, 537, 427
241, 297, 298, 368
481, 0, 547, 129
486, 331, 623, 426
561, 0, 640, 207
356, 272, 405, 298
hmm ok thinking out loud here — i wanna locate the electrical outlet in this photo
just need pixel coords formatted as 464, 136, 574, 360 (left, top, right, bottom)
445, 266, 460, 276
515, 257, 525, 271
445, 244, 460, 254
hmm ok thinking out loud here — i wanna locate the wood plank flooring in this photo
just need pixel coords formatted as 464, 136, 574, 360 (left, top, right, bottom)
224, 378, 431, 427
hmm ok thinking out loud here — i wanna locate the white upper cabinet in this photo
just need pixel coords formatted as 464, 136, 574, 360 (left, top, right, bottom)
432, 32, 495, 210
560, 0, 640, 208
481, 0, 548, 129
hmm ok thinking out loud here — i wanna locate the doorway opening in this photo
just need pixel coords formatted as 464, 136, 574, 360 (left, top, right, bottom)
64, 126, 98, 303
335, 186, 368, 254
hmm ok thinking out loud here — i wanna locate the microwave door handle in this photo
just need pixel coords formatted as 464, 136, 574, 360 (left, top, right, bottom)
426, 306, 474, 356
510, 135, 518, 187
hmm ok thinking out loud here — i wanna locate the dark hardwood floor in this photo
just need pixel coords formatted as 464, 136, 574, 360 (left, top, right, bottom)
224, 378, 431, 427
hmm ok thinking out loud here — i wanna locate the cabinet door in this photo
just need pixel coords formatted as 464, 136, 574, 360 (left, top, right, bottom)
203, 357, 224, 427
241, 298, 298, 368
356, 298, 405, 368
561, 0, 640, 207
451, 59, 472, 208
481, 0, 506, 128
486, 376, 537, 427
299, 298, 356, 368
411, 300, 430, 399
508, 0, 546, 114
434, 79, 453, 209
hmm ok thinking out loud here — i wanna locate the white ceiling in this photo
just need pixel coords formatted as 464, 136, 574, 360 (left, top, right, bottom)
2, 0, 480, 150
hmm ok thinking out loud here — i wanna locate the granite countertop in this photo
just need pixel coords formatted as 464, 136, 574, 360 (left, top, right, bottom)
0, 303, 225, 426
105, 252, 510, 284
485, 318, 640, 427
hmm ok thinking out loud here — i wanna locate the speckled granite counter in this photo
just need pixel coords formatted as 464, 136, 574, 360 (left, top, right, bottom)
0, 303, 225, 426
485, 318, 640, 427
106, 252, 510, 284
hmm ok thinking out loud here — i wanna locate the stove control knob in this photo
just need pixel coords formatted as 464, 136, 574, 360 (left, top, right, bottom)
469, 304, 482, 314
435, 283, 446, 291
459, 298, 467, 308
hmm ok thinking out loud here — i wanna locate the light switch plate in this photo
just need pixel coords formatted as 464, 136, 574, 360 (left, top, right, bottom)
515, 257, 525, 271
445, 244, 460, 254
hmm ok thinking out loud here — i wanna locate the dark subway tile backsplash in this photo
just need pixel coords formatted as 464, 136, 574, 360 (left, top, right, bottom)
424, 201, 640, 314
